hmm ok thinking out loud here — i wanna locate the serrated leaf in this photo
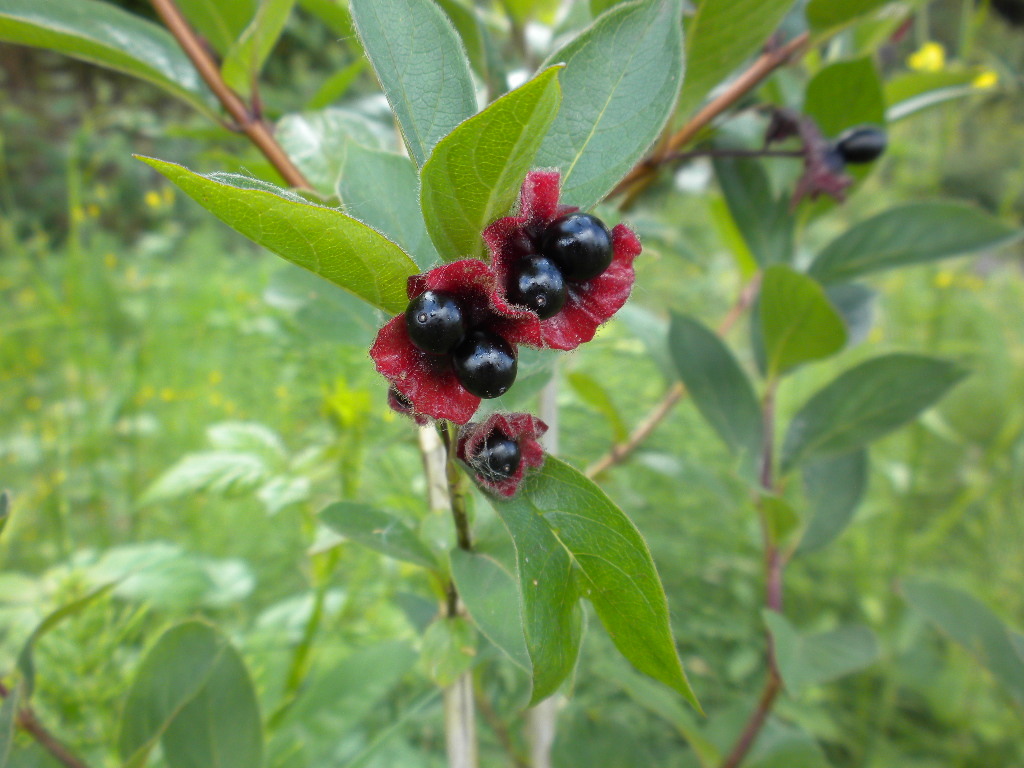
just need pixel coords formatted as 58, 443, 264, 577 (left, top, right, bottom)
676, 0, 794, 118
903, 580, 1024, 707
351, 0, 476, 166
119, 622, 263, 768
668, 313, 762, 473
319, 502, 438, 570
798, 449, 868, 552
0, 680, 18, 768
420, 617, 478, 687
0, 0, 217, 119
175, 0, 255, 55
803, 57, 885, 139
536, 0, 684, 209
760, 265, 847, 378
714, 156, 793, 267
421, 66, 562, 261
138, 156, 417, 314
450, 549, 530, 670
806, 0, 889, 32
765, 611, 879, 694
221, 0, 297, 98
337, 142, 439, 269
489, 457, 699, 709
781, 354, 966, 471
808, 202, 1022, 284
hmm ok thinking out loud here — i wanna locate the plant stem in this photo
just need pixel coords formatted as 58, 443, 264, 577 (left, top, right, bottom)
149, 0, 311, 189
586, 273, 762, 478
612, 32, 811, 209
0, 682, 93, 768
668, 149, 805, 162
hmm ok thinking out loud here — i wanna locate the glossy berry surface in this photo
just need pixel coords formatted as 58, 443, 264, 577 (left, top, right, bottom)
452, 330, 517, 399
405, 290, 466, 355
507, 256, 567, 320
835, 126, 887, 164
541, 212, 614, 282
476, 432, 521, 482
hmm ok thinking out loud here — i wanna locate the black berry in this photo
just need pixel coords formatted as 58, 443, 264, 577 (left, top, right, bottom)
835, 126, 887, 165
405, 290, 466, 355
452, 330, 517, 399
541, 212, 614, 282
476, 431, 521, 481
508, 223, 543, 261
507, 256, 567, 320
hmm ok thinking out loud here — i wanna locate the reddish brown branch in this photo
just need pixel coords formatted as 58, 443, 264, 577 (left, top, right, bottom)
0, 682, 93, 768
718, 671, 781, 768
149, 0, 311, 189
612, 32, 811, 209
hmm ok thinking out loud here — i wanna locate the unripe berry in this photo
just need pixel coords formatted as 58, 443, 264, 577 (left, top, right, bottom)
452, 330, 517, 399
405, 290, 466, 355
541, 212, 614, 282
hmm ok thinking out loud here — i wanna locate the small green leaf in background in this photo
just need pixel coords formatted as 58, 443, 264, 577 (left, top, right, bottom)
806, 0, 889, 33
825, 283, 876, 348
421, 66, 562, 261
119, 621, 263, 768
676, 0, 794, 118
713, 157, 793, 267
451, 549, 530, 670
490, 457, 700, 709
17, 583, 115, 698
885, 70, 980, 122
435, 0, 504, 96
903, 580, 1024, 707
337, 142, 439, 270
297, 0, 353, 38
0, 490, 9, 539
781, 354, 966, 471
351, 0, 476, 167
803, 57, 885, 139
536, 0, 684, 210
760, 265, 847, 378
0, 680, 18, 768
221, 0, 297, 99
761, 495, 800, 544
668, 313, 762, 473
808, 202, 1022, 284
567, 372, 628, 443
0, 0, 217, 119
319, 502, 438, 570
175, 0, 255, 55
764, 611, 880, 694
504, 0, 562, 24
275, 108, 389, 194
419, 617, 478, 688
306, 58, 367, 109
138, 156, 418, 314
798, 449, 867, 552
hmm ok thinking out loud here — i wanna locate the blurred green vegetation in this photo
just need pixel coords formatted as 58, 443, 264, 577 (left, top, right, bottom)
2, 1, 1023, 766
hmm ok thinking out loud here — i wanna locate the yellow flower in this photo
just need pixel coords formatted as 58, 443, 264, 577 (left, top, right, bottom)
144, 190, 162, 209
934, 270, 955, 288
973, 70, 999, 90
908, 42, 946, 73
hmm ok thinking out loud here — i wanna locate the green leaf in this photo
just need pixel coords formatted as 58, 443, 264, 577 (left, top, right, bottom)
319, 502, 438, 570
0, 490, 9, 539
306, 58, 367, 109
296, 0, 353, 38
119, 621, 263, 768
138, 156, 417, 314
668, 314, 762, 471
714, 156, 793, 267
825, 283, 876, 348
504, 0, 561, 23
435, 0, 504, 95
885, 70, 978, 122
567, 372, 628, 443
141, 452, 272, 504
18, 583, 115, 698
274, 108, 389, 195
676, 0, 794, 118
803, 57, 885, 139
761, 495, 800, 544
808, 202, 1022, 284
450, 549, 530, 670
419, 617, 477, 687
806, 0, 889, 33
765, 611, 880, 694
337, 142, 439, 270
798, 449, 868, 552
175, 0, 255, 55
781, 354, 966, 472
221, 0, 297, 99
536, 0, 684, 209
760, 265, 847, 378
0, 0, 216, 119
489, 457, 699, 709
421, 66, 562, 261
351, 0, 476, 166
903, 580, 1024, 707
0, 681, 18, 768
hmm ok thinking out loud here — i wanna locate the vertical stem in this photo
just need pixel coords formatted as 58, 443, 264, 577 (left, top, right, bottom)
444, 673, 479, 768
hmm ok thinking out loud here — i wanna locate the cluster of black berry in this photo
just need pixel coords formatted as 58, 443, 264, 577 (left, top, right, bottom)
504, 212, 615, 320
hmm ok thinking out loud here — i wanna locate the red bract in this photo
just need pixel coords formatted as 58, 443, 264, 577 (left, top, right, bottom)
370, 259, 540, 424
457, 412, 547, 497
484, 170, 640, 351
